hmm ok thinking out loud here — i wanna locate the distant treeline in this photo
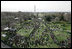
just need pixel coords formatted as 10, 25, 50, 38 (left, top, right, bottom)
1, 12, 71, 30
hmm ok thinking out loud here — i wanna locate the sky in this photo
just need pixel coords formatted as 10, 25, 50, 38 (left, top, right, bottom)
1, 1, 71, 12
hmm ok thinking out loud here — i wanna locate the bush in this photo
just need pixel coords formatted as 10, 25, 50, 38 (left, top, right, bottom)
60, 16, 64, 21
45, 16, 52, 22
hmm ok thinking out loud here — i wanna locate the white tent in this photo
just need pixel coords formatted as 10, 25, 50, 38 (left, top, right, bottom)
14, 17, 19, 20
4, 27, 9, 30
2, 34, 6, 37
38, 18, 42, 20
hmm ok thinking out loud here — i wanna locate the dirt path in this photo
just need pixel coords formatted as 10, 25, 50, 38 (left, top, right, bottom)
1, 42, 11, 48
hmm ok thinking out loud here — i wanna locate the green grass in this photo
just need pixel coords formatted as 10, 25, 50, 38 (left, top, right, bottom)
17, 27, 34, 37
53, 30, 69, 42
